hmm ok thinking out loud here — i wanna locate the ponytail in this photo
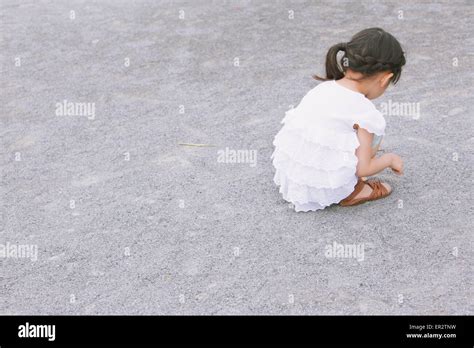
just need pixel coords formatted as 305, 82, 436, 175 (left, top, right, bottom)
313, 42, 347, 81
313, 28, 406, 84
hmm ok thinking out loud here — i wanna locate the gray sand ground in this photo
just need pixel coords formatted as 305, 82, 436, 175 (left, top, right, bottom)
1, 0, 473, 314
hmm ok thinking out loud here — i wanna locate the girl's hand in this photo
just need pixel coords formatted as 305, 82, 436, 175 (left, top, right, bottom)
389, 154, 404, 175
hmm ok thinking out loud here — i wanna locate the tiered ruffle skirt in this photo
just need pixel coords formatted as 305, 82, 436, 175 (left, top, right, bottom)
272, 109, 360, 212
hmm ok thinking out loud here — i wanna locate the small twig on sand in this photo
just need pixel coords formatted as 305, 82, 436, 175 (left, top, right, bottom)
178, 143, 216, 147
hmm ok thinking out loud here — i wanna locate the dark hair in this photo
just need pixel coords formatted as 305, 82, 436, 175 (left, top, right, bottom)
313, 28, 406, 84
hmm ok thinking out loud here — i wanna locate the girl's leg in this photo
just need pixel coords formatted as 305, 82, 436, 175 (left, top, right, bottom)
340, 135, 391, 205
362, 135, 383, 181
371, 135, 383, 158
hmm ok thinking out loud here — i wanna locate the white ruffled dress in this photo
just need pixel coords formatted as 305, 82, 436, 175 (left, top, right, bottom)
272, 80, 386, 212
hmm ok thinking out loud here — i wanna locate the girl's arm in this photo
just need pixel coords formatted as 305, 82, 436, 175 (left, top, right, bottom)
355, 127, 402, 177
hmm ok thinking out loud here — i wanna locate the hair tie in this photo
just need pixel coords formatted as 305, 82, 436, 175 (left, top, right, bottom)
340, 43, 347, 51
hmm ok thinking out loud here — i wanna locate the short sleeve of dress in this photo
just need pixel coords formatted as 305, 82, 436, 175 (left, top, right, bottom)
354, 109, 386, 136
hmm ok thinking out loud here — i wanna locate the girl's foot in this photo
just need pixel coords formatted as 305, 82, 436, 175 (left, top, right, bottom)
339, 179, 392, 206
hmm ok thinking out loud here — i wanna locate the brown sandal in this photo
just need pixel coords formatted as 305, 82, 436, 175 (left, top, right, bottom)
339, 178, 392, 207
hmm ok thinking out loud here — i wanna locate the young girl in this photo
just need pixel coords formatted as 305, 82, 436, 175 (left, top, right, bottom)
272, 28, 406, 212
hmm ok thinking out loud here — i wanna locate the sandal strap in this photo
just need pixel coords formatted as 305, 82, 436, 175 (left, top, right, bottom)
340, 179, 365, 203
366, 179, 388, 199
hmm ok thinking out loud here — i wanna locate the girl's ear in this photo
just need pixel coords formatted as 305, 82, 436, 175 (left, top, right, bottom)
381, 72, 394, 87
